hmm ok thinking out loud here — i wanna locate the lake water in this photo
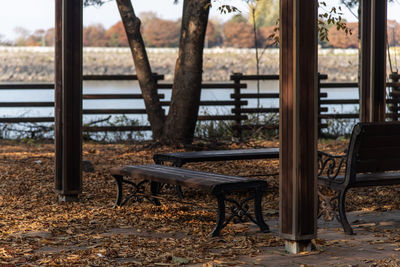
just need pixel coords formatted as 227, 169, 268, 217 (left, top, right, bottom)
0, 80, 360, 139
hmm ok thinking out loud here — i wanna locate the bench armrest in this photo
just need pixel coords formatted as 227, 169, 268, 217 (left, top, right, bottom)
318, 151, 347, 181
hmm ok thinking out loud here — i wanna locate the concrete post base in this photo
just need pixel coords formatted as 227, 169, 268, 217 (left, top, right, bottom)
285, 240, 314, 254
58, 194, 79, 203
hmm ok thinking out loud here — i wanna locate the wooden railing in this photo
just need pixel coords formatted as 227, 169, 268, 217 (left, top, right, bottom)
1, 73, 400, 138
318, 81, 400, 120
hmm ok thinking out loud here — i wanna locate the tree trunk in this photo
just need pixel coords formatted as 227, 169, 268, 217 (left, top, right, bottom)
116, 0, 165, 140
162, 0, 210, 144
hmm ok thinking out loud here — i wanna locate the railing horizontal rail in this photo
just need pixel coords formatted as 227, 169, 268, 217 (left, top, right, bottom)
83, 109, 150, 115
157, 83, 247, 89
320, 99, 359, 104
197, 115, 248, 121
160, 100, 248, 106
320, 82, 358, 88
0, 117, 54, 123
233, 108, 279, 113
230, 73, 328, 80
0, 102, 54, 107
83, 125, 152, 132
320, 114, 359, 119
0, 83, 54, 90
231, 92, 328, 99
83, 94, 165, 99
83, 74, 164, 81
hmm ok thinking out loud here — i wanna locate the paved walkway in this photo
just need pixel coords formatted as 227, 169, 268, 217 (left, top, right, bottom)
194, 210, 400, 266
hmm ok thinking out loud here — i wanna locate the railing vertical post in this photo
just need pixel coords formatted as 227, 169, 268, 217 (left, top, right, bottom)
231, 73, 243, 139
317, 73, 322, 137
390, 72, 400, 121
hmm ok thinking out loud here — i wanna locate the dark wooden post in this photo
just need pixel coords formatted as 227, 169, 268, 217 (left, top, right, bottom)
370, 0, 387, 122
279, 0, 318, 253
55, 0, 83, 202
360, 0, 387, 122
359, 0, 372, 122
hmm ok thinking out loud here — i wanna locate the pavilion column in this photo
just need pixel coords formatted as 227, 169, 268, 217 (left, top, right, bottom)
55, 0, 83, 202
279, 0, 318, 254
360, 0, 387, 122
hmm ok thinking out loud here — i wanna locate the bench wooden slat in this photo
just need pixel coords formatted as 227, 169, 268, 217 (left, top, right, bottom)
111, 165, 264, 192
356, 159, 400, 173
353, 172, 400, 187
358, 135, 400, 147
358, 123, 400, 135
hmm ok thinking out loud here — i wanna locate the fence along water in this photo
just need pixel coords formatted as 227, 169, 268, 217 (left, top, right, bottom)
0, 73, 400, 139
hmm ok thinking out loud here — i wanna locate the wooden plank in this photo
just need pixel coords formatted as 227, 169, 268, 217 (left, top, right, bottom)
83, 126, 152, 132
234, 108, 328, 114
83, 94, 165, 99
159, 100, 247, 106
83, 74, 164, 80
197, 115, 247, 121
0, 83, 54, 90
0, 117, 53, 123
83, 109, 149, 114
111, 165, 253, 191
358, 135, 400, 147
230, 73, 328, 81
54, 0, 63, 194
320, 99, 359, 105
319, 114, 359, 119
0, 102, 54, 107
356, 159, 400, 173
153, 148, 279, 165
157, 83, 247, 89
320, 82, 358, 88
231, 92, 327, 99
231, 93, 279, 99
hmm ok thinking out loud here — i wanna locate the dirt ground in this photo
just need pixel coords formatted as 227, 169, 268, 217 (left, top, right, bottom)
0, 138, 399, 266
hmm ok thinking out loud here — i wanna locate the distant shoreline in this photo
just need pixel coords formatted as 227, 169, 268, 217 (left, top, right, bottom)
0, 46, 361, 82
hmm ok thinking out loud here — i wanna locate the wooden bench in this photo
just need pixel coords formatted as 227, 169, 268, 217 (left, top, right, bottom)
111, 165, 269, 236
318, 122, 400, 235
153, 148, 279, 167
153, 148, 279, 198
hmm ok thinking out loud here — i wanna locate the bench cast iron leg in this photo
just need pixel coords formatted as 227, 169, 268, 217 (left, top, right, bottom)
150, 181, 161, 206
254, 188, 270, 233
112, 175, 123, 207
211, 193, 226, 237
338, 189, 354, 235
155, 160, 184, 199
173, 162, 184, 199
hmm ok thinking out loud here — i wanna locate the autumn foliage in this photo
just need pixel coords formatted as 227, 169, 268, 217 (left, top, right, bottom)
142, 18, 180, 47
105, 21, 128, 47
12, 14, 400, 49
327, 22, 359, 48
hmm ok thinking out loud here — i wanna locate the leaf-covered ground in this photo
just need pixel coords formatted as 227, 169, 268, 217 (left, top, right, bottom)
0, 138, 399, 266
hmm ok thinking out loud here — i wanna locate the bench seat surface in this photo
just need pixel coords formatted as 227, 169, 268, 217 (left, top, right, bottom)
153, 148, 279, 164
111, 164, 267, 192
318, 172, 400, 187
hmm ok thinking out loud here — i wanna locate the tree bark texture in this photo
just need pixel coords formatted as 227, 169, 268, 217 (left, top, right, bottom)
162, 0, 210, 144
116, 0, 165, 140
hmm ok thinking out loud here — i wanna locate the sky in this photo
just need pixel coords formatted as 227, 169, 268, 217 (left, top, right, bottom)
0, 0, 400, 41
